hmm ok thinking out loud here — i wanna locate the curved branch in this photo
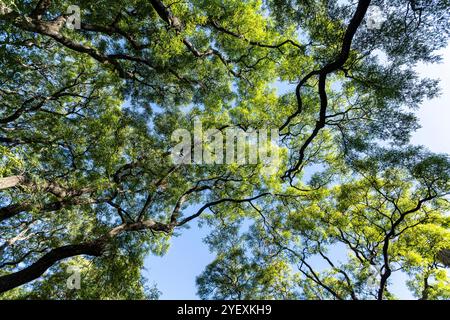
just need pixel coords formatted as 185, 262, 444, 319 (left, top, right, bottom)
0, 241, 104, 293
0, 218, 173, 293
282, 0, 372, 181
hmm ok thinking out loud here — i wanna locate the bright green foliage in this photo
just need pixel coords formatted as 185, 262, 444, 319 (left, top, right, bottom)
0, 0, 449, 299
197, 225, 301, 299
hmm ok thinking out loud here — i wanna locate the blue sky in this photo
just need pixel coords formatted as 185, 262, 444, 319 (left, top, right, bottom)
144, 45, 450, 300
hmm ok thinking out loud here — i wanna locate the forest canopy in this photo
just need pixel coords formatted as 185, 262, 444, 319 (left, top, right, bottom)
0, 0, 449, 300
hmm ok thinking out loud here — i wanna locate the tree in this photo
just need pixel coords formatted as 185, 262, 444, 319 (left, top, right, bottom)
0, 0, 449, 299
198, 149, 450, 300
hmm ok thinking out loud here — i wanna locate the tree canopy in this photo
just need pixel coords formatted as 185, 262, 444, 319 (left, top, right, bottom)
0, 0, 449, 299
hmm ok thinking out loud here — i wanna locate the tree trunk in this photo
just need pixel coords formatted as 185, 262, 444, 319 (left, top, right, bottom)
0, 175, 25, 190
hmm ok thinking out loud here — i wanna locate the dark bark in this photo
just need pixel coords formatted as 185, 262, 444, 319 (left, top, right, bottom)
0, 219, 174, 293
149, 0, 182, 31
437, 249, 450, 267
0, 241, 104, 293
283, 0, 372, 180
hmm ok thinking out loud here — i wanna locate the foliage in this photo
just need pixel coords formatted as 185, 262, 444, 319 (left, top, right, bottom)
0, 0, 449, 299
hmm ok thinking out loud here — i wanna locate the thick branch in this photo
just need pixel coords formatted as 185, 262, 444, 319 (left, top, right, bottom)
282, 0, 371, 181
0, 242, 103, 293
0, 219, 173, 293
0, 175, 25, 190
